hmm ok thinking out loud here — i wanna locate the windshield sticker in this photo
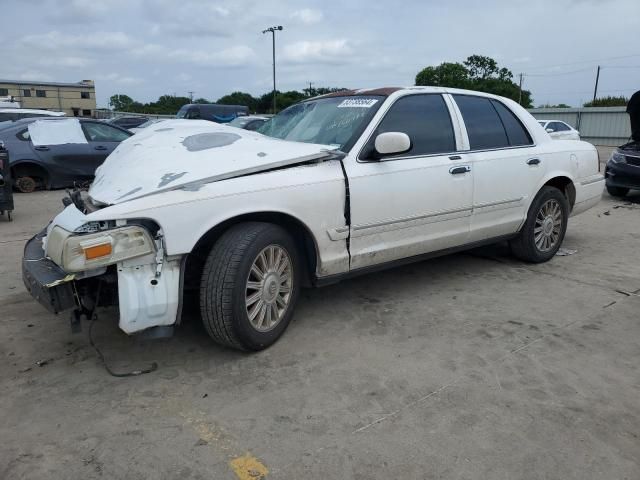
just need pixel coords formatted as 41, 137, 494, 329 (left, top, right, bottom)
337, 98, 379, 108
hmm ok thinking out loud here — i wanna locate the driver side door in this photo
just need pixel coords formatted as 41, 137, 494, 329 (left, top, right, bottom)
344, 93, 473, 270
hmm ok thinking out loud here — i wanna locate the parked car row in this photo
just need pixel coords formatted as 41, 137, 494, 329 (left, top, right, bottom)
21, 86, 605, 352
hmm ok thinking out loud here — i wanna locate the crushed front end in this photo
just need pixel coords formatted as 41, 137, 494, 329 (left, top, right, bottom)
22, 195, 183, 335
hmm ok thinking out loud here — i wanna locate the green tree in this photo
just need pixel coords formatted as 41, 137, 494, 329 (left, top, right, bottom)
109, 94, 135, 111
415, 55, 533, 108
193, 97, 210, 104
216, 91, 259, 112
583, 96, 628, 107
415, 63, 469, 88
258, 90, 307, 113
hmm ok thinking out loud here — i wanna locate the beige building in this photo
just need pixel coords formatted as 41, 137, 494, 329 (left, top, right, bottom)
0, 79, 96, 117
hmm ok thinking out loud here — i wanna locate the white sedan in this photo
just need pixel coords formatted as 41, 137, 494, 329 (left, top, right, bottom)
538, 120, 581, 140
23, 87, 604, 351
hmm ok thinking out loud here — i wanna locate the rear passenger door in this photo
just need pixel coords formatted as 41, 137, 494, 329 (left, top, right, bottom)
451, 95, 545, 241
345, 93, 473, 270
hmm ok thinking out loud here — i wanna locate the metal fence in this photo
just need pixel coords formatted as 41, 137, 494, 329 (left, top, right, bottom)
527, 106, 631, 146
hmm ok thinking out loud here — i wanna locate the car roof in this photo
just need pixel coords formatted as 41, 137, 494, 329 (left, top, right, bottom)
0, 117, 130, 134
0, 108, 65, 115
538, 119, 569, 124
310, 86, 523, 102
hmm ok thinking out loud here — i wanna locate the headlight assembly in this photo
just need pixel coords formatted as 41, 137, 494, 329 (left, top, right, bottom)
609, 151, 626, 164
57, 225, 155, 272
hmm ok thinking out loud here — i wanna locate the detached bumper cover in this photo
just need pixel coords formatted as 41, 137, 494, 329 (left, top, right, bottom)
22, 230, 76, 314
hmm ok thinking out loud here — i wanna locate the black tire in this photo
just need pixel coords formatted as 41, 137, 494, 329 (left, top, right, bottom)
199, 222, 301, 351
510, 186, 569, 263
606, 185, 629, 198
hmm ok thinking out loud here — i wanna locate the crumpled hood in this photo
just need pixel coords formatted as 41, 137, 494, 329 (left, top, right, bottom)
89, 120, 337, 205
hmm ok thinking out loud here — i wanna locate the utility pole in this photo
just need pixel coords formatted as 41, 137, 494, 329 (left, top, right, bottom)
518, 73, 523, 105
592, 65, 601, 103
262, 25, 283, 114
188, 91, 194, 103
308, 82, 314, 96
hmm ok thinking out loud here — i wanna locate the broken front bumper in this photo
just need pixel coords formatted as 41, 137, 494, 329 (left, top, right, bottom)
22, 230, 77, 314
22, 226, 184, 334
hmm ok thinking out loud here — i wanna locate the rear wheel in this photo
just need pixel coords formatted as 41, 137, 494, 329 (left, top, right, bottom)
510, 186, 569, 263
15, 176, 37, 193
199, 222, 301, 351
606, 185, 629, 198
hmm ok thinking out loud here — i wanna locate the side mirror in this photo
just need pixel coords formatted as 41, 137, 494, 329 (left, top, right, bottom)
374, 132, 411, 156
546, 128, 554, 133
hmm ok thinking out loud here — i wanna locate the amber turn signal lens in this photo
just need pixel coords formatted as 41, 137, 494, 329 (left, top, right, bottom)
83, 243, 112, 260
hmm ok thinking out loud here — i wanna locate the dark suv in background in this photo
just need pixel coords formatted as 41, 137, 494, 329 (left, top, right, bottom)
176, 104, 249, 123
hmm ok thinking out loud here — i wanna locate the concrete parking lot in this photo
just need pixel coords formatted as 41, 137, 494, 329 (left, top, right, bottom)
1, 187, 639, 479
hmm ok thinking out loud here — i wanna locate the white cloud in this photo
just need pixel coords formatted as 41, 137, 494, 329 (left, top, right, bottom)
41, 56, 94, 68
16, 71, 55, 82
282, 39, 353, 65
290, 9, 324, 24
98, 73, 144, 85
132, 43, 256, 67
20, 31, 133, 51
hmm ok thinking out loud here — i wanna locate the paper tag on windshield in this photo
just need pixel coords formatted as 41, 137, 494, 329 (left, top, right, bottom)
337, 98, 379, 108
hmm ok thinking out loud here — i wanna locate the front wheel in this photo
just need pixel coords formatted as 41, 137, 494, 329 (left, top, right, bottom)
510, 186, 569, 263
606, 185, 629, 198
200, 222, 301, 351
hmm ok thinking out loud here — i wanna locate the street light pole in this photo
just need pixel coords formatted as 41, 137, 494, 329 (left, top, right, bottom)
262, 25, 283, 114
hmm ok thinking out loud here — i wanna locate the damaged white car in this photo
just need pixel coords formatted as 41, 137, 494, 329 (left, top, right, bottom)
23, 87, 604, 350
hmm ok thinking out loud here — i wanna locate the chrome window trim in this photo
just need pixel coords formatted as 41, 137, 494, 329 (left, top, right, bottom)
356, 93, 537, 164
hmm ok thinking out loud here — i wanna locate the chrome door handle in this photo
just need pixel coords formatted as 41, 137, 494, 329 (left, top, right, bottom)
449, 165, 471, 175
527, 158, 541, 166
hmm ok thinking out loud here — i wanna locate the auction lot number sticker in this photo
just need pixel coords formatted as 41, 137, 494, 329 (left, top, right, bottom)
337, 98, 379, 108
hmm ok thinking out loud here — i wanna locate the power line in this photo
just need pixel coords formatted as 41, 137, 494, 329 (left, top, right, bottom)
524, 67, 594, 77
522, 53, 640, 71
601, 65, 640, 69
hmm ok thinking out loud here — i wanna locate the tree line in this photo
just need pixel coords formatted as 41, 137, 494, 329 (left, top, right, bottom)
108, 54, 630, 114
108, 87, 346, 115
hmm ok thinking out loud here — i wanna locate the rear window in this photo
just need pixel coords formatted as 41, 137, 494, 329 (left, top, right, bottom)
176, 105, 189, 119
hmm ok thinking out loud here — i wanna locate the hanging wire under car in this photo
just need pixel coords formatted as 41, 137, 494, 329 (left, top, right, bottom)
87, 281, 158, 377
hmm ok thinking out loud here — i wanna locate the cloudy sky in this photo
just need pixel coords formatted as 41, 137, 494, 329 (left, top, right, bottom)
3, 0, 639, 108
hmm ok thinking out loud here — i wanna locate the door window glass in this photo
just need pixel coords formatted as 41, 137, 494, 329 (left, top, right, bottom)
554, 122, 571, 132
365, 94, 455, 158
82, 122, 131, 142
490, 100, 533, 146
453, 95, 509, 150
